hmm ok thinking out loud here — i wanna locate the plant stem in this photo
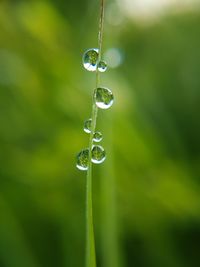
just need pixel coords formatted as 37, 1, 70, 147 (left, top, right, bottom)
85, 1, 105, 267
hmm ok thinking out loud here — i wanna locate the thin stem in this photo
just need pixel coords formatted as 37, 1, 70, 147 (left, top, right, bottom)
85, 1, 105, 267
98, 0, 105, 62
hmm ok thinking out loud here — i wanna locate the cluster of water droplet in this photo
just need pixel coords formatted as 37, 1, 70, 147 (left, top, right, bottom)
76, 48, 114, 171
82, 48, 108, 73
76, 118, 106, 171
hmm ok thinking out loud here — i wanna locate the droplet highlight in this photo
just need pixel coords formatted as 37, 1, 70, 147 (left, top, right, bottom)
91, 145, 106, 164
83, 48, 99, 71
98, 60, 107, 72
93, 131, 103, 142
84, 118, 92, 133
76, 148, 89, 171
95, 87, 114, 109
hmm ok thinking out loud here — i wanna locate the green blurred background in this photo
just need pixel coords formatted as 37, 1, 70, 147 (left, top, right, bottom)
0, 0, 200, 266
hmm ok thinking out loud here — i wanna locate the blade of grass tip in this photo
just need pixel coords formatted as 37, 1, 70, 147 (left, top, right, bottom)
85, 1, 105, 267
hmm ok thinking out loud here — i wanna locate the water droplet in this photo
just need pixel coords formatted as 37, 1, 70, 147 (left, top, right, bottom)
84, 118, 92, 133
98, 60, 107, 72
95, 87, 114, 109
91, 145, 106, 164
83, 48, 99, 71
76, 148, 89, 171
93, 131, 103, 142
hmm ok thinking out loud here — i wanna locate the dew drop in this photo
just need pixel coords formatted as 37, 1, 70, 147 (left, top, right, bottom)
91, 145, 106, 164
76, 148, 89, 171
98, 60, 107, 72
84, 118, 92, 133
95, 87, 114, 109
83, 48, 99, 71
93, 131, 103, 142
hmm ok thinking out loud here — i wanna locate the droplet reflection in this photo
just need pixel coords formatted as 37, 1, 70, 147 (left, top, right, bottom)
95, 87, 114, 109
91, 145, 106, 164
83, 48, 99, 71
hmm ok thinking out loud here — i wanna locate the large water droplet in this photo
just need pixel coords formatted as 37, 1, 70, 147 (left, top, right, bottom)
95, 87, 114, 109
91, 145, 106, 164
98, 60, 107, 72
83, 48, 99, 71
76, 148, 89, 171
84, 118, 92, 133
93, 131, 103, 142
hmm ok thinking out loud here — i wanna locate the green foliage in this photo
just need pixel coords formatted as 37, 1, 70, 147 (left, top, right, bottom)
0, 1, 200, 267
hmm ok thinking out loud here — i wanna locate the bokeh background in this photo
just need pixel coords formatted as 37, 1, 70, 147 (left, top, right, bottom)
0, 0, 200, 266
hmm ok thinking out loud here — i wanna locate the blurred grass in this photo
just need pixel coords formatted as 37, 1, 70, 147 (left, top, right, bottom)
0, 0, 200, 267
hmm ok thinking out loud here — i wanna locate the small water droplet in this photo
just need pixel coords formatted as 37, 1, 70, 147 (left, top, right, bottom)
84, 118, 92, 133
91, 145, 106, 164
83, 48, 99, 71
95, 87, 114, 109
93, 131, 103, 142
76, 148, 89, 171
98, 60, 107, 72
